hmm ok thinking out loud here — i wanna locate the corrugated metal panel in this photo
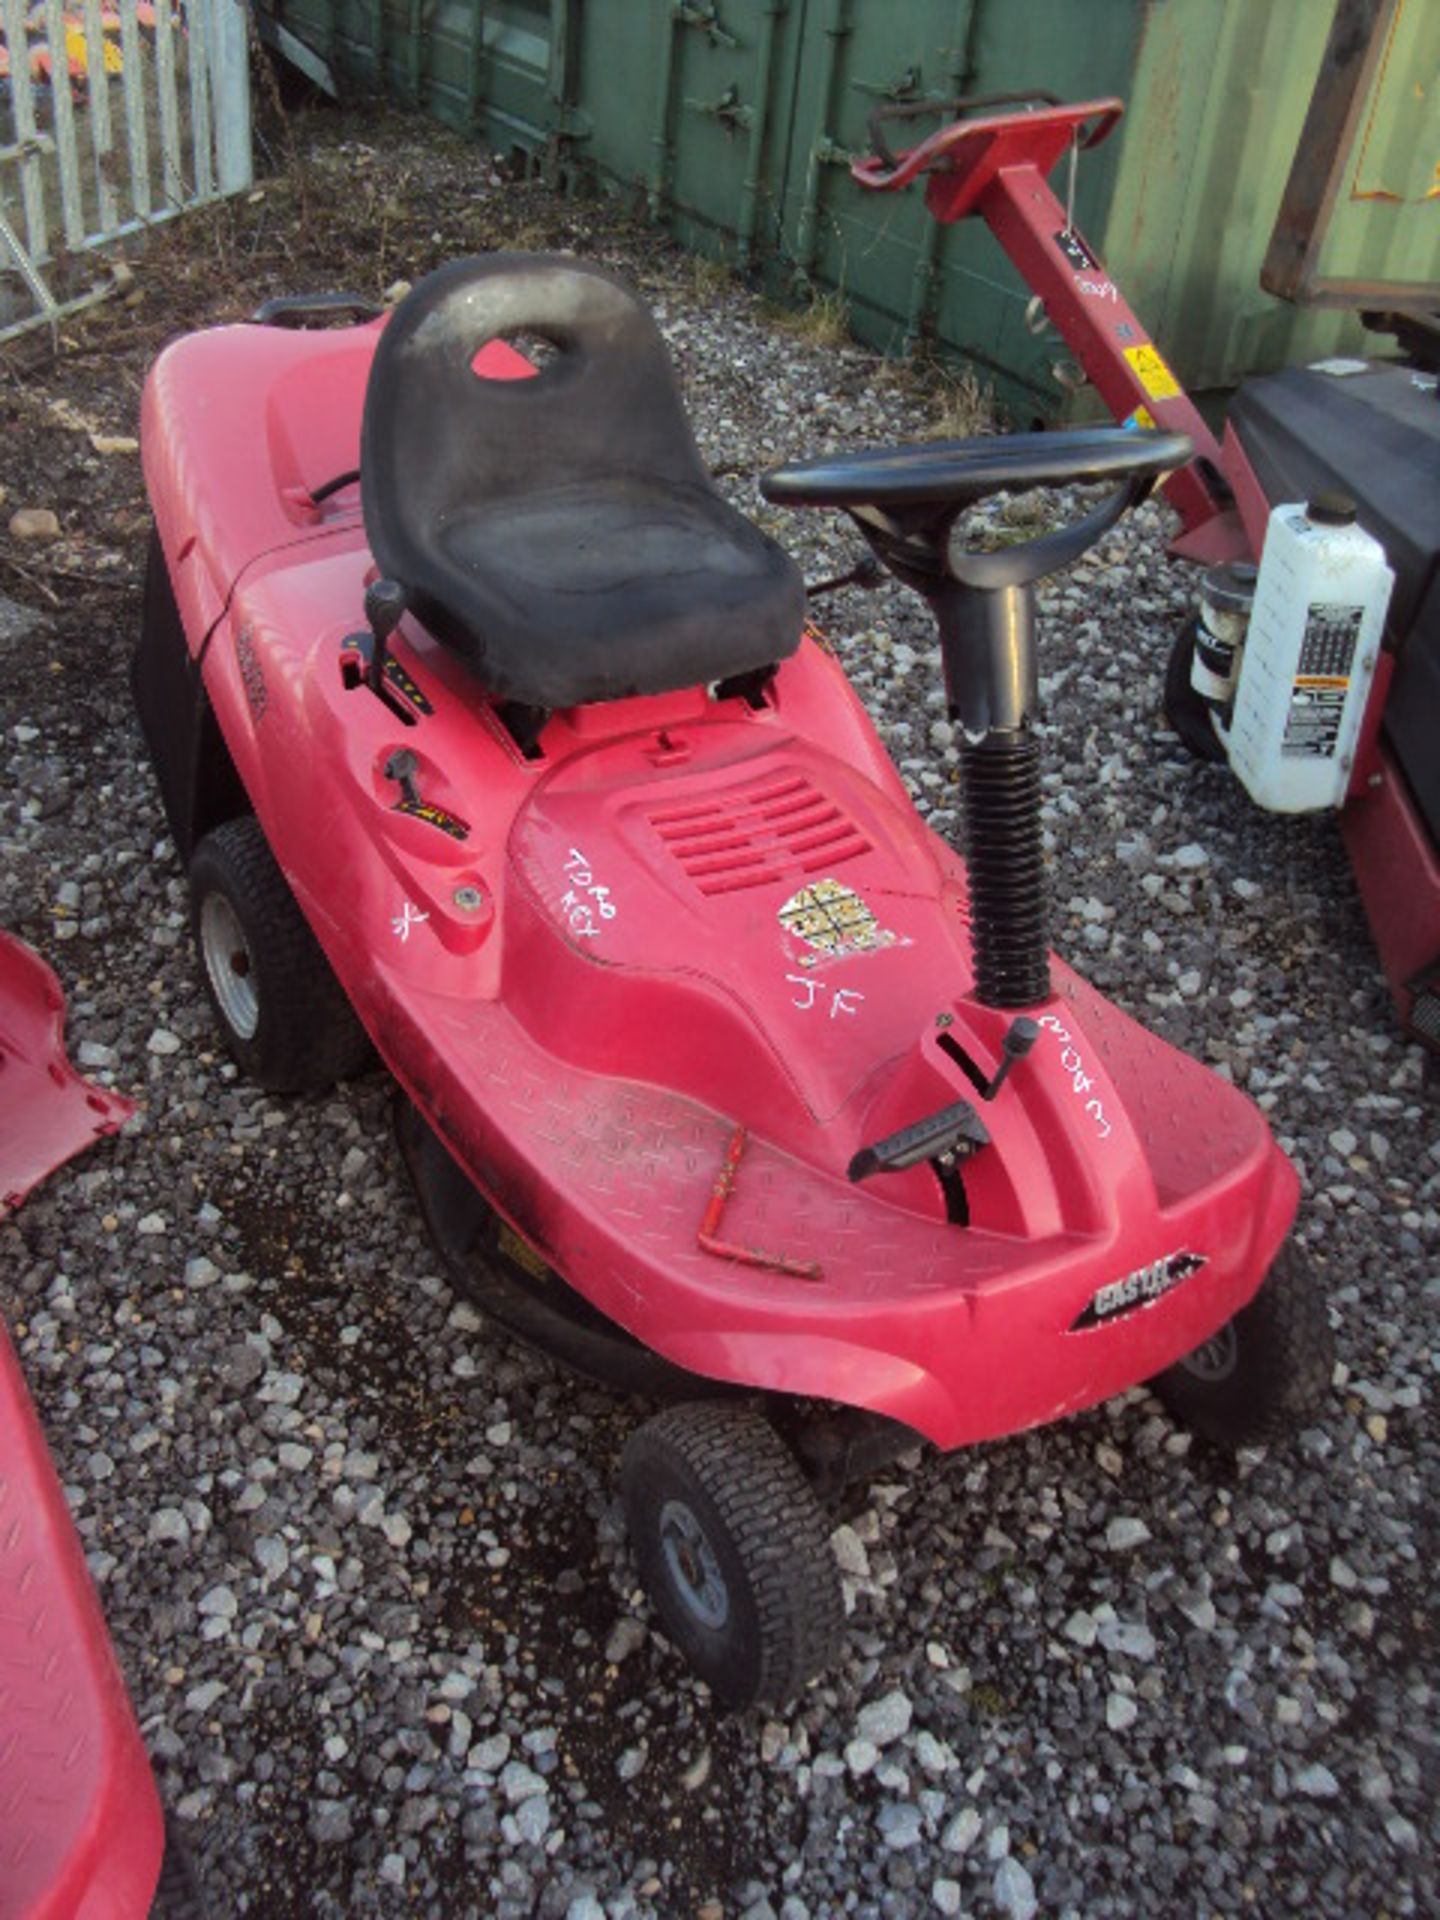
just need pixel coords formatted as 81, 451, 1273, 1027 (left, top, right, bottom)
783, 0, 1144, 405
1262, 0, 1440, 308
629, 0, 809, 266
268, 0, 571, 149
1099, 0, 1437, 393
257, 1, 1432, 404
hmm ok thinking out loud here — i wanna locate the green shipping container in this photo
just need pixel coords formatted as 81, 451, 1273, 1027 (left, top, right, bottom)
259, 0, 1440, 414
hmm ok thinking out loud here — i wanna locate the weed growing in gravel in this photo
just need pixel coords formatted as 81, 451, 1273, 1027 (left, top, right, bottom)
926, 361, 994, 439
867, 350, 997, 440
764, 285, 852, 352
687, 251, 737, 303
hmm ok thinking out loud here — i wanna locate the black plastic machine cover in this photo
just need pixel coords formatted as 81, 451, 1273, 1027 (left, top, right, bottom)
1229, 360, 1440, 842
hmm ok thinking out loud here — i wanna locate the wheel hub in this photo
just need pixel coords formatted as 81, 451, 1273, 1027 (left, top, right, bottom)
1180, 1319, 1239, 1383
199, 892, 259, 1041
658, 1497, 730, 1631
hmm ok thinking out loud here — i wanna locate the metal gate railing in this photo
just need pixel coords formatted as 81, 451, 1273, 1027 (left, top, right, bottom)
0, 0, 252, 341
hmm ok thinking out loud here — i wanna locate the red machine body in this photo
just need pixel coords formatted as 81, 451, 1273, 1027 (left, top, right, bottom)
137, 314, 1297, 1452
0, 1322, 164, 1920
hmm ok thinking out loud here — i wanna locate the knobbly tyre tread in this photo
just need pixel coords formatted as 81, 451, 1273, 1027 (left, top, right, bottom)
1150, 1244, 1334, 1447
189, 816, 374, 1094
1163, 617, 1228, 765
621, 1401, 846, 1710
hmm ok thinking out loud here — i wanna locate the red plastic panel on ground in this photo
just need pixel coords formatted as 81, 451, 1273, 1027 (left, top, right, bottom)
0, 1327, 163, 1920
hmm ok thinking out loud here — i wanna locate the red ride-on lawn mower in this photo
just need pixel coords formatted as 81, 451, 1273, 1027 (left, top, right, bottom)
134, 256, 1331, 1709
852, 90, 1440, 1053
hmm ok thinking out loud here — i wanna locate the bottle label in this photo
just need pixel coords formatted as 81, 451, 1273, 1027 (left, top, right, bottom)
1282, 603, 1362, 758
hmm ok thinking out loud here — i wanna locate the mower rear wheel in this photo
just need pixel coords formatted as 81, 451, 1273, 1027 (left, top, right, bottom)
189, 817, 373, 1093
621, 1402, 845, 1710
1149, 1246, 1333, 1446
1163, 618, 1228, 764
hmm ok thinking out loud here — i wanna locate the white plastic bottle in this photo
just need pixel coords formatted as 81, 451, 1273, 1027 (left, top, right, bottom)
1223, 493, 1394, 813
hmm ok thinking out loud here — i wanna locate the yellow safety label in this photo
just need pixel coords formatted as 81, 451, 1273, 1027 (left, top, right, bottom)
1123, 344, 1182, 401
498, 1221, 551, 1281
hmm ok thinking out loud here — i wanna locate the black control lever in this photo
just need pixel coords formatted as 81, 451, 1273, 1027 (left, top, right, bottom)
384, 748, 421, 807
980, 1016, 1040, 1100
363, 579, 408, 696
848, 1100, 990, 1184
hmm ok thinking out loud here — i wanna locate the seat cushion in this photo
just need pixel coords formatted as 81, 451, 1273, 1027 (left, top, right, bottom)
419, 477, 804, 705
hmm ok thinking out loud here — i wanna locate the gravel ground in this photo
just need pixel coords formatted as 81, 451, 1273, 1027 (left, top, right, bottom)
1, 105, 1435, 1920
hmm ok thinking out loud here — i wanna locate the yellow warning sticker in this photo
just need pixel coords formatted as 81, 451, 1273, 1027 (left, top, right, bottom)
1123, 344, 1182, 401
498, 1221, 551, 1282
1125, 405, 1156, 430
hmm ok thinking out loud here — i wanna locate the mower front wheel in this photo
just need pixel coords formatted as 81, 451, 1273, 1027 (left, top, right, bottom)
1163, 618, 1228, 765
189, 817, 373, 1094
621, 1402, 845, 1710
1149, 1246, 1333, 1446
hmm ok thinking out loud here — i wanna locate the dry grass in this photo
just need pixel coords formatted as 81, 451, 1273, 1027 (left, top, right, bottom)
764, 284, 852, 353
924, 361, 994, 440
866, 350, 998, 441
686, 250, 736, 303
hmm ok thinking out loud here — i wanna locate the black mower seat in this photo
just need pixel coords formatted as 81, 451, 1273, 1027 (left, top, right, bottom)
360, 255, 805, 709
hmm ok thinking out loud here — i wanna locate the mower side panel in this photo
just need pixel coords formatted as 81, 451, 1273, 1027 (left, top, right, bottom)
132, 529, 249, 864
0, 934, 134, 1221
0, 1323, 164, 1919
139, 318, 390, 870
1383, 570, 1440, 846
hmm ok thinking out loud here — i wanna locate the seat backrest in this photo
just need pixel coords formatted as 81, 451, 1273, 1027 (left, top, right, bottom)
360, 254, 712, 590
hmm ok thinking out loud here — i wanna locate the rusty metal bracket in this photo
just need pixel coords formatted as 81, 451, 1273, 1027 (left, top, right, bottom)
675, 2, 739, 50
685, 83, 755, 134
697, 1127, 824, 1282
849, 66, 922, 104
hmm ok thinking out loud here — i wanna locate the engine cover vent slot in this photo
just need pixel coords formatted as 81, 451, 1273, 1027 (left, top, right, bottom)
649, 772, 871, 896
